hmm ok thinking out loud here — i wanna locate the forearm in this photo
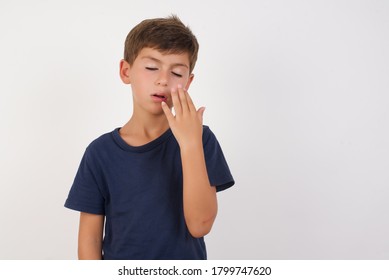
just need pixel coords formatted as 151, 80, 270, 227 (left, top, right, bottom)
161, 84, 217, 237
181, 143, 217, 238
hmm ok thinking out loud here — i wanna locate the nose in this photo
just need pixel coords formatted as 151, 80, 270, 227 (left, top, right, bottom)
155, 70, 168, 87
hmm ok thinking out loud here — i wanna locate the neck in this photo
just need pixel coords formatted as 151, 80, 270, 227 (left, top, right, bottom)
121, 107, 170, 140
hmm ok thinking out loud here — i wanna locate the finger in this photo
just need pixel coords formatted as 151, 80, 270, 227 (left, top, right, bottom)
185, 90, 197, 113
177, 84, 190, 113
171, 87, 182, 116
197, 107, 206, 123
161, 102, 175, 124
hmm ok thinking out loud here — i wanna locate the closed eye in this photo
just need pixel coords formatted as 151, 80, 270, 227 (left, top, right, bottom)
146, 67, 158, 71
172, 72, 182, 77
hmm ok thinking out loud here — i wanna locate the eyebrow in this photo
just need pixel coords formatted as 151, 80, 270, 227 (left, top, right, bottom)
141, 56, 189, 69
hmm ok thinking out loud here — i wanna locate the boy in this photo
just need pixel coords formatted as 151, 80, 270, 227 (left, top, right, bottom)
64, 15, 234, 260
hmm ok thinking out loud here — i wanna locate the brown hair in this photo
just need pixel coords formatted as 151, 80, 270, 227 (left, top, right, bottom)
124, 15, 199, 73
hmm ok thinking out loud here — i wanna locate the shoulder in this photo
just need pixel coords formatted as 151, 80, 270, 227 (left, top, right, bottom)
202, 124, 211, 138
84, 128, 118, 157
202, 125, 216, 145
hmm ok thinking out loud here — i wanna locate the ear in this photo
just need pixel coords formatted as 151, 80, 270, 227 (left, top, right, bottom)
119, 59, 131, 84
185, 73, 194, 90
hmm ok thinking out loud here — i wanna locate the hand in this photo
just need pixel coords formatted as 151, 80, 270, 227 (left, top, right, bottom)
161, 84, 205, 149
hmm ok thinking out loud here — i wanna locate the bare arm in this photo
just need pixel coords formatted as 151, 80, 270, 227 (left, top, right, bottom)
78, 212, 104, 260
180, 144, 217, 237
162, 84, 217, 238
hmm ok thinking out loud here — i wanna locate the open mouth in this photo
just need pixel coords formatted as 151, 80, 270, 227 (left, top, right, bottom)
151, 94, 168, 102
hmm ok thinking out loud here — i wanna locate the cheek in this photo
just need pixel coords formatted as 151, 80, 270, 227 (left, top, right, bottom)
170, 78, 190, 90
130, 75, 150, 96
131, 72, 151, 87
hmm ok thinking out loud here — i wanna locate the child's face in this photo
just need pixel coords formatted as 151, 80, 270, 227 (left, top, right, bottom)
120, 47, 193, 115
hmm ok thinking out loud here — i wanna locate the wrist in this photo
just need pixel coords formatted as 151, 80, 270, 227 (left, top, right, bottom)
179, 140, 203, 153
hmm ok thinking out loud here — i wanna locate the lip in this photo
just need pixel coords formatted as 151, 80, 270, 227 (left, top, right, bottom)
151, 93, 169, 102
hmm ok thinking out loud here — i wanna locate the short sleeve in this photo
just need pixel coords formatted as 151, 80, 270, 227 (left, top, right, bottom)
64, 146, 105, 215
202, 126, 235, 192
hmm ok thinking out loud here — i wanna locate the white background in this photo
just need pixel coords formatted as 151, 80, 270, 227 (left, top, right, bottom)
0, 0, 388, 259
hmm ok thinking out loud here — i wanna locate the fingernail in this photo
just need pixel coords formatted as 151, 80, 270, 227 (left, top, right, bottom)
177, 84, 183, 89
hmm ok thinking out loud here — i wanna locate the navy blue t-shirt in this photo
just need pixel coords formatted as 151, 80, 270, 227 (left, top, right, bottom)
64, 125, 234, 260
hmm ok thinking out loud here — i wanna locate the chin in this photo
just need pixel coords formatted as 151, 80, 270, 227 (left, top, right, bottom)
149, 107, 165, 116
